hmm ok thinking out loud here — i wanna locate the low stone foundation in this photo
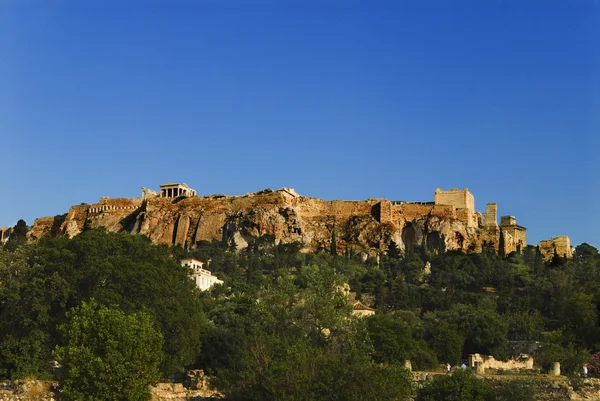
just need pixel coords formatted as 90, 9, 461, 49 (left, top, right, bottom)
2, 375, 600, 400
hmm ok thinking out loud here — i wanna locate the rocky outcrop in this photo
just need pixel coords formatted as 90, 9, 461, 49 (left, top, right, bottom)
28, 188, 508, 256
0, 379, 57, 401
539, 236, 574, 260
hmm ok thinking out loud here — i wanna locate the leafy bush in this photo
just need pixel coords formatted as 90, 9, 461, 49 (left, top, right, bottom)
54, 300, 163, 401
416, 369, 494, 401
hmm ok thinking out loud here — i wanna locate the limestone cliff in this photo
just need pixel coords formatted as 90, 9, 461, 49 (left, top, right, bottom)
28, 188, 512, 256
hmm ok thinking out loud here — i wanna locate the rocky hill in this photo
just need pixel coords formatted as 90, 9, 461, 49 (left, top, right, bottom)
26, 186, 527, 258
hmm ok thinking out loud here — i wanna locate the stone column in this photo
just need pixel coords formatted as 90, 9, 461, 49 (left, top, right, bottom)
403, 360, 412, 372
552, 362, 561, 376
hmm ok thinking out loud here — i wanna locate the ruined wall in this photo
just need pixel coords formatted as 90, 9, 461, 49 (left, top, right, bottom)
376, 200, 392, 223
29, 198, 143, 241
456, 208, 477, 228
501, 226, 527, 254
468, 353, 534, 373
24, 188, 527, 258
434, 188, 475, 212
497, 215, 527, 254
500, 215, 517, 226
0, 227, 12, 243
539, 236, 573, 260
484, 203, 498, 228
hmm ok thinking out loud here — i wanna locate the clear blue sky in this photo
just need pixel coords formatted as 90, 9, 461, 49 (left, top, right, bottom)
1, 0, 598, 248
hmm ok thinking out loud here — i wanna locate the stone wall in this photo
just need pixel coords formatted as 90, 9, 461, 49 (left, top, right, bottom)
5, 374, 600, 400
539, 236, 573, 260
23, 187, 529, 258
500, 215, 517, 226
413, 372, 600, 401
497, 215, 527, 254
502, 226, 527, 254
434, 188, 475, 212
456, 208, 477, 228
468, 353, 534, 373
484, 203, 498, 228
0, 227, 12, 243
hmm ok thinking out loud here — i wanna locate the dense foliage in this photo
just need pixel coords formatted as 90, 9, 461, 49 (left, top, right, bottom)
1, 226, 600, 399
189, 237, 600, 377
54, 300, 163, 401
0, 229, 203, 378
416, 369, 494, 401
201, 265, 414, 401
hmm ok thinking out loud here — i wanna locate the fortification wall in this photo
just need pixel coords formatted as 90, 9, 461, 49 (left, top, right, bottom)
539, 236, 573, 260
434, 188, 475, 212
393, 203, 454, 221
456, 208, 477, 228
484, 203, 498, 228
21, 187, 531, 259
87, 197, 143, 214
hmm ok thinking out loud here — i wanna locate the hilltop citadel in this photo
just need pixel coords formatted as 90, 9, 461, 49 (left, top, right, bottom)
2, 184, 572, 260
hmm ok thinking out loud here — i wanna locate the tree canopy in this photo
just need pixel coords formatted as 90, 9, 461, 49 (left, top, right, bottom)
2, 229, 600, 398
53, 300, 163, 401
0, 229, 204, 377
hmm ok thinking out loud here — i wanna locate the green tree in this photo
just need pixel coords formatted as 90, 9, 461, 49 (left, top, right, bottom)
53, 300, 163, 401
330, 228, 337, 256
366, 313, 415, 364
431, 304, 508, 359
498, 230, 506, 258
416, 369, 494, 401
0, 229, 204, 377
504, 310, 544, 341
212, 266, 414, 401
3, 219, 27, 253
423, 317, 465, 365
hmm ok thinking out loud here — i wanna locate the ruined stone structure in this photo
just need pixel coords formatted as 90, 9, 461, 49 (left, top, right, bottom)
351, 300, 375, 317
24, 186, 531, 257
468, 353, 534, 374
160, 183, 196, 199
500, 215, 527, 254
433, 188, 478, 228
539, 236, 573, 260
0, 227, 12, 244
141, 187, 159, 199
484, 203, 498, 229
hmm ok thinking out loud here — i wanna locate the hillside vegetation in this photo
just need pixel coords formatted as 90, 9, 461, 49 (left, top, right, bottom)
1, 226, 599, 400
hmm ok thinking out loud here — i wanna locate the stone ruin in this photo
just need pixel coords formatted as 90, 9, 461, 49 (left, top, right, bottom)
468, 353, 535, 374
0, 227, 12, 244
539, 235, 574, 260
17, 183, 579, 260
141, 183, 197, 200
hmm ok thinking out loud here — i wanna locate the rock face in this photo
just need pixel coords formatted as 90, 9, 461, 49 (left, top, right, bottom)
539, 235, 574, 260
28, 188, 515, 256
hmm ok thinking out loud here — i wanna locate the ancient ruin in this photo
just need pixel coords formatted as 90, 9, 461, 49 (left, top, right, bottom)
159, 183, 196, 199
17, 184, 584, 259
539, 236, 574, 260
0, 227, 12, 244
468, 353, 535, 374
351, 300, 376, 317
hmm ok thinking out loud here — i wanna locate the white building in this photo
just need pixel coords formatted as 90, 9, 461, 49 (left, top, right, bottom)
181, 258, 223, 291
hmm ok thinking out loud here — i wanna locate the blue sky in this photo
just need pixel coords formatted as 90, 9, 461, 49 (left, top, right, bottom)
1, 0, 598, 248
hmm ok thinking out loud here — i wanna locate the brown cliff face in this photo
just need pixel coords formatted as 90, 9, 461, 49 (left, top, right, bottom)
28, 188, 501, 257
